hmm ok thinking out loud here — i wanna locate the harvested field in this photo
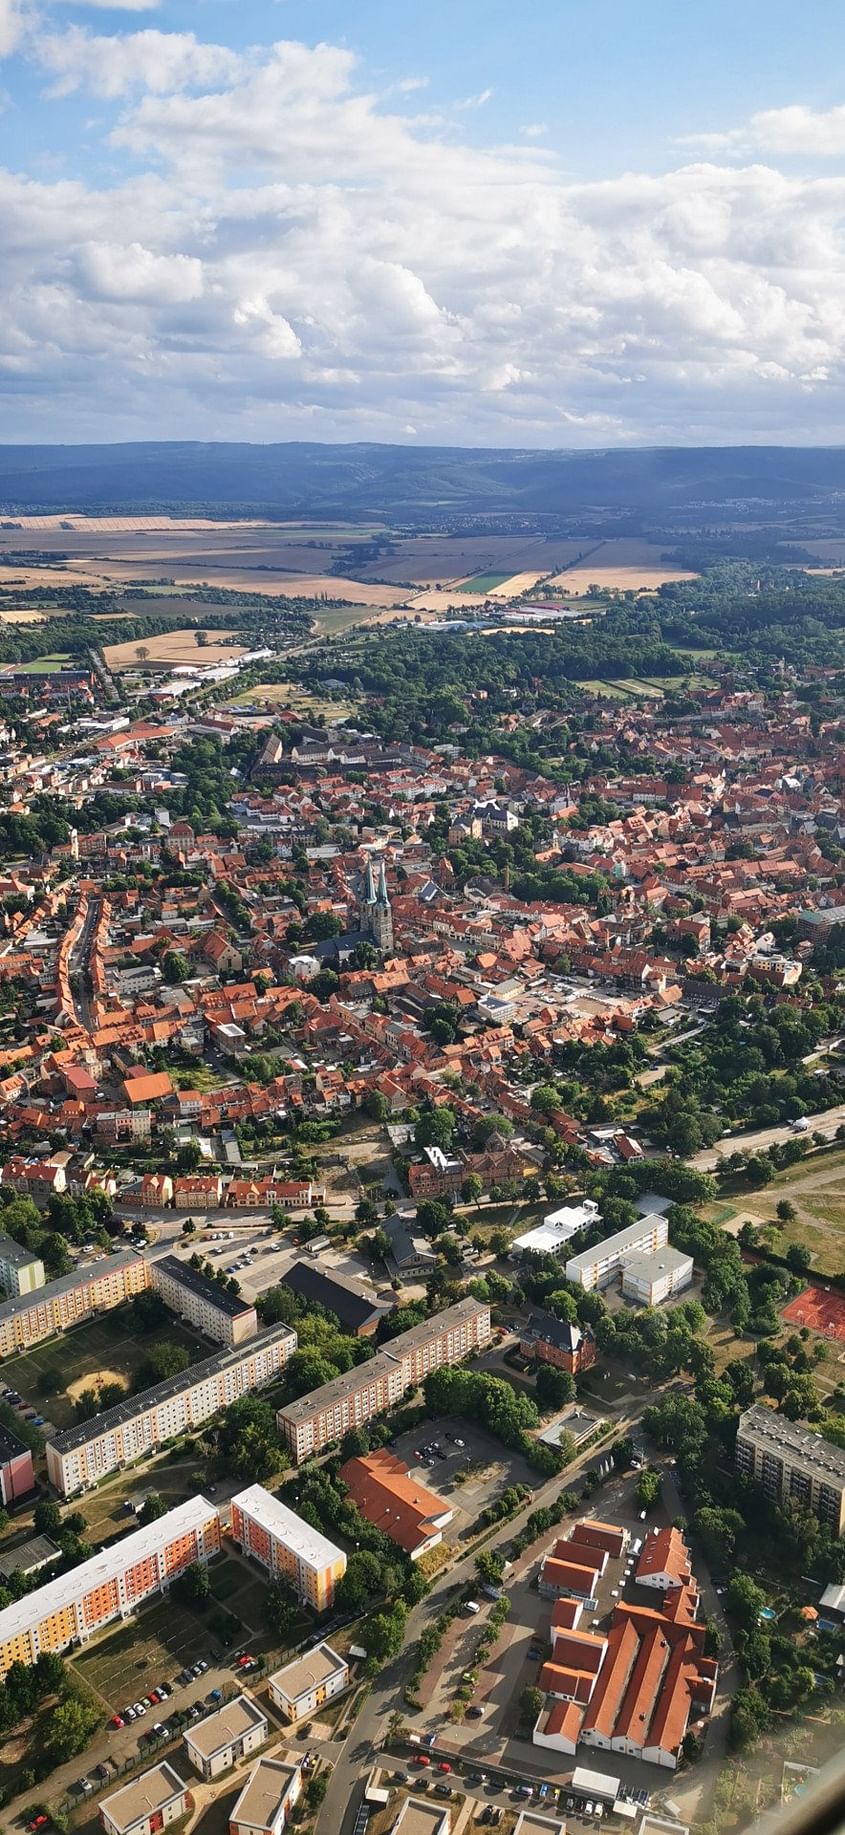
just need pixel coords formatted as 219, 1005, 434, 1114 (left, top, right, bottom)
487, 570, 550, 597
549, 538, 698, 594
355, 533, 574, 585
103, 629, 246, 669
0, 609, 47, 623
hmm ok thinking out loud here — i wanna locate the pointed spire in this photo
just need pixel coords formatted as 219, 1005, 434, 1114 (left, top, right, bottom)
377, 860, 389, 906
362, 860, 376, 905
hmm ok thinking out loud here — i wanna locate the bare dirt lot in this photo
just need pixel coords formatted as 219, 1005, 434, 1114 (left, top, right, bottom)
103, 629, 246, 669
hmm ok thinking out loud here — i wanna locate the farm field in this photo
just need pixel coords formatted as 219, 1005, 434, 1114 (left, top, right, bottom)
549, 538, 698, 594
486, 569, 549, 597
352, 533, 579, 585
455, 571, 513, 594
103, 629, 246, 669
0, 1311, 210, 1428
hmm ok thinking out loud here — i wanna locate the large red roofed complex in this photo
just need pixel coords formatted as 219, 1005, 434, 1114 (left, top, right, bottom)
533, 1521, 718, 1771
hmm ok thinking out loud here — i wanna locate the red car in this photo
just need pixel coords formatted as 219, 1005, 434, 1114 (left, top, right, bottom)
109, 1715, 124, 1729
237, 1654, 256, 1668
438, 1763, 451, 1774
414, 1755, 431, 1767
30, 1816, 49, 1830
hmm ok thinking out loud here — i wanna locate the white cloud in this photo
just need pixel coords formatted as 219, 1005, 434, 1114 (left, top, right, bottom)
77, 239, 204, 303
454, 87, 493, 111
680, 104, 845, 159
0, 0, 28, 57
520, 123, 548, 139
37, 25, 246, 96
6, 35, 845, 442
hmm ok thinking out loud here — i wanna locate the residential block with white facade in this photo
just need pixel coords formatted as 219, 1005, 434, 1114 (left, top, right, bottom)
0, 1232, 45, 1298
231, 1485, 346, 1611
0, 1495, 220, 1678
184, 1694, 267, 1780
268, 1644, 349, 1722
151, 1255, 258, 1345
565, 1214, 669, 1293
46, 1324, 297, 1497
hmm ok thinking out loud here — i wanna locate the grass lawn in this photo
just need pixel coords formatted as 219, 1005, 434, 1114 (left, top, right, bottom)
1, 1311, 210, 1428
13, 652, 71, 673
227, 680, 356, 720
71, 1598, 214, 1710
312, 605, 384, 635
578, 678, 631, 698
171, 1064, 230, 1093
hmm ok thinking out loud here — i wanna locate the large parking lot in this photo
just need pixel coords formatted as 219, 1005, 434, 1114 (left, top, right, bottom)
389, 1417, 538, 1542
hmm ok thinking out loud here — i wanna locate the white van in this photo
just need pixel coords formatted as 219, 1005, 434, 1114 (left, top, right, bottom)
464, 1600, 481, 1615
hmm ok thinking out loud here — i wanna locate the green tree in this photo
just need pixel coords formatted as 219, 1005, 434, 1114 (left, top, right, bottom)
45, 1694, 101, 1761
519, 1685, 544, 1724
635, 1467, 662, 1512
535, 1362, 576, 1411
138, 1493, 167, 1526
362, 1602, 407, 1663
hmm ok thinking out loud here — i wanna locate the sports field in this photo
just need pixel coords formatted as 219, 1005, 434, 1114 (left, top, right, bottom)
782, 1283, 845, 1343
1, 1312, 209, 1428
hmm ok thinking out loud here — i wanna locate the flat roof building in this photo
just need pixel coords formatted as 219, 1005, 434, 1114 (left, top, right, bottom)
0, 1232, 45, 1298
391, 1801, 450, 1835
46, 1324, 297, 1498
268, 1644, 349, 1723
99, 1762, 191, 1835
151, 1256, 257, 1345
0, 1494, 220, 1678
229, 1756, 302, 1835
231, 1484, 346, 1612
736, 1403, 845, 1534
566, 1215, 669, 1293
0, 1250, 149, 1358
184, 1694, 267, 1780
512, 1202, 600, 1260
276, 1297, 491, 1463
621, 1246, 693, 1309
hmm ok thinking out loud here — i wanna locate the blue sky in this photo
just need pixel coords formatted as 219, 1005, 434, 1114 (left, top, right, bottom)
2, 0, 845, 444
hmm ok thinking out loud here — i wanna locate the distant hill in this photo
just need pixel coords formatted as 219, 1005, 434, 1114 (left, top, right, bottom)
2, 441, 845, 528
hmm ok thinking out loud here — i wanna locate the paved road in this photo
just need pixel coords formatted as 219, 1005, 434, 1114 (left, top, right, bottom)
69, 893, 100, 1032
691, 1102, 845, 1171
315, 1409, 643, 1835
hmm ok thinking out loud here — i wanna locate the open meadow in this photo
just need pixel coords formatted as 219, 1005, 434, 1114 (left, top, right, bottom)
1, 1311, 209, 1427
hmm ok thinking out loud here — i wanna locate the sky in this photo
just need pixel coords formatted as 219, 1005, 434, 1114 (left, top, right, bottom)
4, 0, 845, 448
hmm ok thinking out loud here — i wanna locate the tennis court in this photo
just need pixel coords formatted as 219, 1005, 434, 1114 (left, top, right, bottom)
782, 1282, 845, 1343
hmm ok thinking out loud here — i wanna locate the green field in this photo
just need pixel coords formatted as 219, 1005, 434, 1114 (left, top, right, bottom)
71, 1598, 214, 1709
1, 1311, 210, 1428
455, 572, 512, 594
13, 652, 71, 673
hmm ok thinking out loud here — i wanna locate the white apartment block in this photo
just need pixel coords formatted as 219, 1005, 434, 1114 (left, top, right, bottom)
0, 1250, 149, 1358
231, 1484, 346, 1612
184, 1694, 267, 1780
268, 1644, 349, 1723
151, 1255, 258, 1345
0, 1496, 220, 1678
0, 1232, 45, 1298
46, 1324, 297, 1497
620, 1245, 694, 1308
566, 1214, 669, 1292
276, 1297, 492, 1462
100, 1763, 191, 1835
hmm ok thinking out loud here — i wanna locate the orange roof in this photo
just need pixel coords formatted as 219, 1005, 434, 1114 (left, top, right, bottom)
541, 1556, 600, 1596
122, 1071, 174, 1105
540, 1698, 585, 1743
635, 1527, 692, 1587
581, 1618, 640, 1738
538, 1661, 596, 1705
340, 1449, 451, 1555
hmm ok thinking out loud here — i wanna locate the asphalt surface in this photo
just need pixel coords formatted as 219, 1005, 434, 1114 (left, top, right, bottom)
691, 1102, 845, 1170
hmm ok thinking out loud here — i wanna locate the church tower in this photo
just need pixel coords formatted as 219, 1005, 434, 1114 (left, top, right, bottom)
358, 858, 394, 955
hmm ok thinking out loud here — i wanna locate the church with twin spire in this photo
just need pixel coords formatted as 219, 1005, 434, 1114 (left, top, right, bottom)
358, 858, 394, 955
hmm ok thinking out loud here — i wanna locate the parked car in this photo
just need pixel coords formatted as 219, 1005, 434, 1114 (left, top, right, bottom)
466, 1706, 485, 1718
413, 1755, 431, 1767
438, 1762, 451, 1774
110, 1715, 125, 1729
